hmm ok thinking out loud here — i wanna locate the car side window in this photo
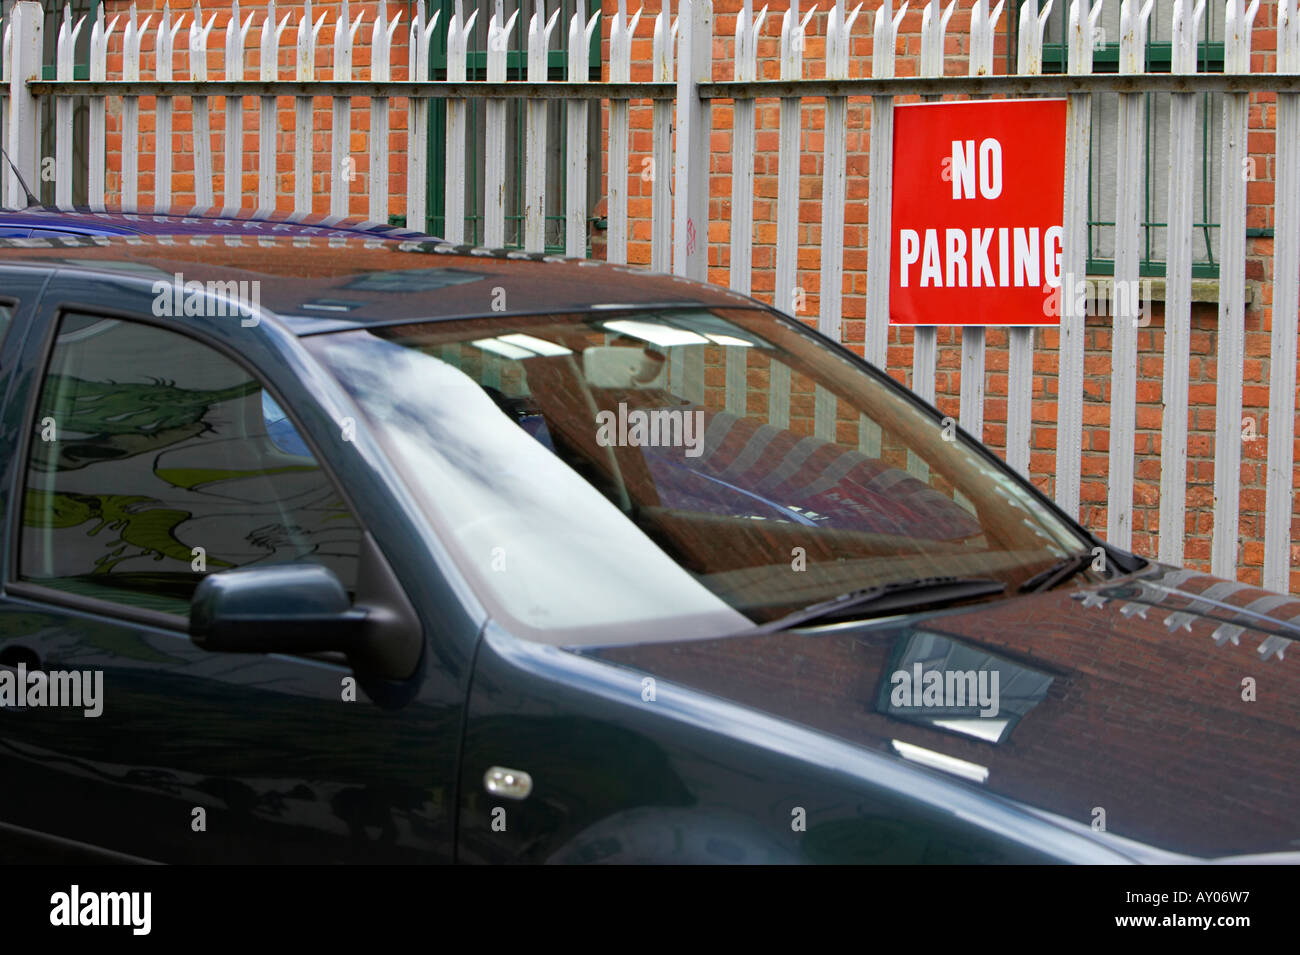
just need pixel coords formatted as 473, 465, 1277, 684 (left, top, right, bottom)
0, 301, 13, 347
19, 312, 362, 617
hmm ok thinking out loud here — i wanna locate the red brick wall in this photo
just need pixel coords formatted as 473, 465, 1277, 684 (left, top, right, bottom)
97, 0, 1300, 592
101, 0, 414, 217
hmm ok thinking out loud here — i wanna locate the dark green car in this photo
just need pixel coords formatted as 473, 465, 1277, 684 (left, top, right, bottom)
0, 235, 1295, 863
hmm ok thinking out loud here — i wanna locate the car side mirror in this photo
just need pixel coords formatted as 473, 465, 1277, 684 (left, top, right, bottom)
189, 534, 423, 686
190, 563, 367, 655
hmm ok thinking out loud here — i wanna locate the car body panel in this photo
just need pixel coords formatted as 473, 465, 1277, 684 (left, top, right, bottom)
589, 564, 1300, 859
0, 234, 751, 335
456, 623, 1133, 864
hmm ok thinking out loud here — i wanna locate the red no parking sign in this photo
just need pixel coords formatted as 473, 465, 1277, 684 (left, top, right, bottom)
889, 99, 1068, 326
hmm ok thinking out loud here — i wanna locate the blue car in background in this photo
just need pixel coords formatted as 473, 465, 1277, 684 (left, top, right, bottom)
0, 204, 435, 241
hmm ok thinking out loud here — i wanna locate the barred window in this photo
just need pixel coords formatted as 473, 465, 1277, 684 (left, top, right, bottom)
1027, 0, 1232, 277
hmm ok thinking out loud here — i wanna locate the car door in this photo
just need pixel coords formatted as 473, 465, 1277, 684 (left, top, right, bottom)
0, 293, 461, 863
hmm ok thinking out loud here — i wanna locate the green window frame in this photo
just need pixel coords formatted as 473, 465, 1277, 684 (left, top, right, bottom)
1009, 0, 1260, 280
410, 0, 603, 251
35, 0, 97, 81
5, 0, 100, 205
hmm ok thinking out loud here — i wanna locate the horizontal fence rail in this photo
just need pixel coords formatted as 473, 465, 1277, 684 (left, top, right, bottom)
698, 72, 1300, 94
26, 80, 679, 98
1, 0, 1298, 597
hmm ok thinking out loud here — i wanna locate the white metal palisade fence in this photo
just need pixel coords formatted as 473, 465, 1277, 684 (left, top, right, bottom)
0, 0, 1298, 591
0, 0, 667, 248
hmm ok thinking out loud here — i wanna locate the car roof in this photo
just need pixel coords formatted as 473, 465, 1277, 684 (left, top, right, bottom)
0, 233, 759, 334
0, 204, 432, 240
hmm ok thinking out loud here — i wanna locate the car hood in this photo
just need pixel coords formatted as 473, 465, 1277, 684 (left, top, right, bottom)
587, 563, 1300, 859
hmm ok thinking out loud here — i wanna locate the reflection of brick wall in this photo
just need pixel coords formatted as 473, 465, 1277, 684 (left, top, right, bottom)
98, 0, 1297, 592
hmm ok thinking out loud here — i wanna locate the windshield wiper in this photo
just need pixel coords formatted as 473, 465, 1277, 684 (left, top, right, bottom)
1018, 551, 1102, 594
756, 576, 1007, 634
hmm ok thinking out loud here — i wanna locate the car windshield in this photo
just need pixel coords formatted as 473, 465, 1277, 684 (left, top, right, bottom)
305, 307, 1096, 646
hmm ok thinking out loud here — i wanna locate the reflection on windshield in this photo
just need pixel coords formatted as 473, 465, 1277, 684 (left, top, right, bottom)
312, 332, 748, 646
307, 307, 1095, 645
